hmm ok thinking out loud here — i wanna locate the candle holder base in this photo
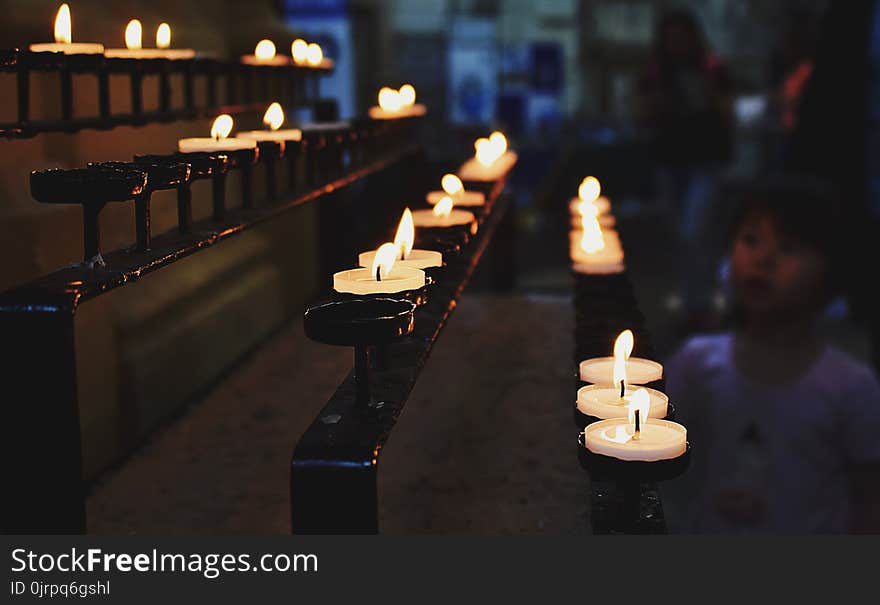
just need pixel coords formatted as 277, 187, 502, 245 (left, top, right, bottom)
304, 298, 416, 347
577, 437, 691, 483
332, 278, 433, 308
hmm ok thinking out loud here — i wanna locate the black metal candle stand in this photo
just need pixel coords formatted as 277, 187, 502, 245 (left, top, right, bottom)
577, 436, 691, 534
303, 297, 416, 407
0, 48, 334, 138
415, 221, 477, 249
30, 165, 147, 265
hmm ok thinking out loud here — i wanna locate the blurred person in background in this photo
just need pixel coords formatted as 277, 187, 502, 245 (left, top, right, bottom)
638, 9, 734, 317
663, 177, 880, 534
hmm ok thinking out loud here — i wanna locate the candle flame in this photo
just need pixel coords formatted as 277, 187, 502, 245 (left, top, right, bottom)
441, 174, 463, 196
210, 114, 233, 140
579, 215, 606, 254
576, 199, 600, 218
371, 242, 398, 280
291, 38, 308, 64
156, 23, 171, 49
54, 4, 72, 44
627, 388, 651, 427
263, 102, 284, 131
433, 196, 454, 218
578, 176, 601, 203
306, 43, 323, 66
613, 330, 634, 388
399, 84, 416, 106
394, 208, 415, 260
378, 87, 402, 112
254, 39, 276, 61
475, 138, 494, 167
124, 19, 142, 51
489, 131, 508, 156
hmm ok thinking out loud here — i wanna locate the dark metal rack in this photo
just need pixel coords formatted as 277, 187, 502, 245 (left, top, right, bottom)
572, 262, 670, 534
0, 112, 425, 534
291, 175, 512, 535
0, 48, 329, 138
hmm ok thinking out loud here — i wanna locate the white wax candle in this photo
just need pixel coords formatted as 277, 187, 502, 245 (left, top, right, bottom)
367, 104, 427, 120
236, 129, 303, 143
583, 418, 686, 462
178, 137, 257, 153
571, 213, 615, 228
569, 232, 625, 275
457, 151, 518, 182
569, 196, 611, 216
577, 384, 668, 420
426, 191, 485, 207
579, 357, 663, 385
333, 265, 425, 295
241, 54, 290, 65
30, 42, 103, 55
411, 208, 475, 229
358, 249, 442, 271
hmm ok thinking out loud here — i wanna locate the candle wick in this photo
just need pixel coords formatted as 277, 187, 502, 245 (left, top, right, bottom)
620, 380, 625, 399
376, 266, 381, 282
633, 409, 641, 441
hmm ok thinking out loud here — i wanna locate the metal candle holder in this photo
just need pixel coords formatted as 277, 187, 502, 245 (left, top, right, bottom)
577, 436, 691, 534
304, 298, 416, 406
30, 164, 147, 265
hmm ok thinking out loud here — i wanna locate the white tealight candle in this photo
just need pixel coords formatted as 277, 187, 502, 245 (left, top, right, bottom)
29, 4, 104, 55
179, 114, 258, 153
359, 248, 440, 271
582, 328, 657, 381
242, 39, 290, 65
236, 103, 302, 143
152, 23, 196, 60
334, 243, 426, 295
584, 417, 687, 462
425, 174, 485, 207
569, 196, 611, 217
582, 389, 685, 461
368, 85, 427, 119
358, 209, 443, 270
105, 19, 161, 59
569, 228, 625, 275
411, 197, 475, 229
577, 384, 668, 420
458, 151, 518, 182
580, 356, 662, 385
571, 213, 615, 229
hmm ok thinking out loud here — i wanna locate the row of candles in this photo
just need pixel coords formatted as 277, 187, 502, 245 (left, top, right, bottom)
28, 3, 330, 68
333, 130, 511, 294
571, 179, 689, 465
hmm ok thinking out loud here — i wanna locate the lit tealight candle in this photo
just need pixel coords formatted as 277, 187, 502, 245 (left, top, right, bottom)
153, 22, 196, 60
458, 131, 518, 181
426, 174, 485, 207
242, 39, 290, 65
359, 209, 443, 271
291, 39, 308, 64
570, 214, 625, 274
368, 85, 427, 119
579, 330, 663, 386
334, 242, 426, 295
569, 196, 611, 217
236, 102, 303, 144
410, 196, 475, 229
105, 19, 158, 59
29, 4, 104, 55
178, 114, 257, 153
582, 390, 686, 462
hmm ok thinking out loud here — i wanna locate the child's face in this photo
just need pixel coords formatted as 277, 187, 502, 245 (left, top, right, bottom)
730, 214, 829, 317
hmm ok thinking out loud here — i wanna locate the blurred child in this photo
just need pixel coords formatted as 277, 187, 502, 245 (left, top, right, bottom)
663, 177, 880, 533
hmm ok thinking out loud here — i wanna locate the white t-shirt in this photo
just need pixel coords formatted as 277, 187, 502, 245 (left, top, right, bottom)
662, 333, 880, 534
